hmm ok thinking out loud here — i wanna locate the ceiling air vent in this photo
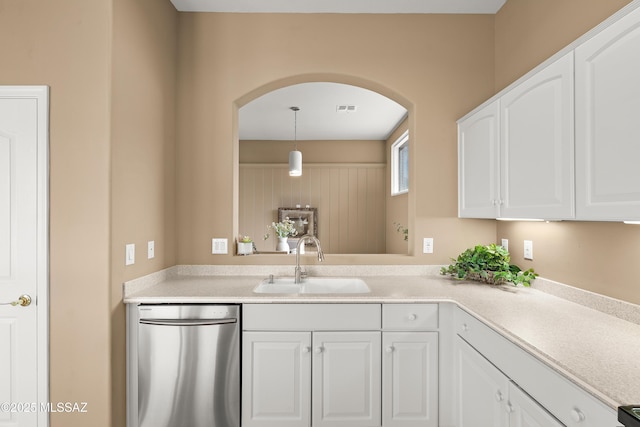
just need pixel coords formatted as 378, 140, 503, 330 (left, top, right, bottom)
336, 105, 358, 113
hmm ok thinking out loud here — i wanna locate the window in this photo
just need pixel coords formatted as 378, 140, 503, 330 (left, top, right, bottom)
391, 130, 409, 195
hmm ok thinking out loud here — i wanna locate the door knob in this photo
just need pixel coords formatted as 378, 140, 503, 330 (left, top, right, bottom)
1, 294, 32, 307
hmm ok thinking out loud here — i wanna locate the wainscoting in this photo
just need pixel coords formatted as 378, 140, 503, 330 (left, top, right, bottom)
239, 163, 386, 254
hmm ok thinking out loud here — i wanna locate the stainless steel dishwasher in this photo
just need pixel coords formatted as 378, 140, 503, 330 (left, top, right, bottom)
137, 304, 240, 427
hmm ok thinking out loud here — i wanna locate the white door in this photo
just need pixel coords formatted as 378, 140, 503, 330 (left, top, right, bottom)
458, 100, 500, 218
312, 331, 381, 427
575, 5, 640, 221
507, 382, 564, 427
500, 51, 575, 220
0, 86, 49, 427
241, 331, 311, 427
455, 337, 509, 427
382, 332, 438, 427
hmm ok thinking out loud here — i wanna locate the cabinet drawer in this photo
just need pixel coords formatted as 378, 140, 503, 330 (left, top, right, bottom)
383, 304, 438, 330
243, 304, 381, 331
454, 307, 617, 427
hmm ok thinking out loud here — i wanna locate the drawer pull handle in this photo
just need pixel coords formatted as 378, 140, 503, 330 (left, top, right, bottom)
495, 391, 504, 402
386, 346, 395, 353
462, 323, 469, 332
570, 408, 585, 423
407, 314, 417, 321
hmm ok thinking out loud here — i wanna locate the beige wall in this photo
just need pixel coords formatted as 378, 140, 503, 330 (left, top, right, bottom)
110, 0, 178, 426
1, 0, 177, 426
241, 139, 386, 163
0, 0, 113, 426
176, 13, 497, 265
494, 0, 640, 305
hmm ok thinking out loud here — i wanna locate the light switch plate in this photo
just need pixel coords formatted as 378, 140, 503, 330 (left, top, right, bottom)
148, 240, 155, 259
125, 243, 135, 266
212, 238, 228, 254
501, 238, 509, 252
423, 237, 434, 254
524, 240, 533, 260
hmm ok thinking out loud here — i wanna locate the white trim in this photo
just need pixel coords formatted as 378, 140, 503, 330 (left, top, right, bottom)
390, 130, 409, 196
36, 86, 50, 427
1, 85, 50, 426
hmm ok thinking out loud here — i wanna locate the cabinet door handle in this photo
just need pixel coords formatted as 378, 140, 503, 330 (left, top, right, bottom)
314, 346, 324, 354
570, 408, 585, 423
302, 346, 311, 353
386, 346, 395, 353
495, 391, 504, 402
505, 403, 514, 414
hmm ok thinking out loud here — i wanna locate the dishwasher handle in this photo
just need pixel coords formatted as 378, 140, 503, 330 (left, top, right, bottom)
140, 318, 237, 327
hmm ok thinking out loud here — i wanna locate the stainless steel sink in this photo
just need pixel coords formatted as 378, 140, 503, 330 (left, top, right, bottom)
253, 277, 370, 294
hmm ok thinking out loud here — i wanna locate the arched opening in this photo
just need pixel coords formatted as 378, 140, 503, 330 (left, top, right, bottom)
233, 74, 414, 255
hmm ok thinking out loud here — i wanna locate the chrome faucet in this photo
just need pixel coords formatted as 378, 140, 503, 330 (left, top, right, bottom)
294, 234, 325, 284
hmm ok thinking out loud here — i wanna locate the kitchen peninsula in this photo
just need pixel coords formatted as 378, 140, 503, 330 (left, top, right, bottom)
124, 266, 640, 427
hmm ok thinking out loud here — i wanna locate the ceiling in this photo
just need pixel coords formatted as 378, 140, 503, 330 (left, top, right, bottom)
239, 83, 408, 141
170, 0, 506, 14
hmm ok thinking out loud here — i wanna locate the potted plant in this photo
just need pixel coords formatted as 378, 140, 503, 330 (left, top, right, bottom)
440, 243, 538, 287
264, 218, 298, 252
237, 235, 254, 256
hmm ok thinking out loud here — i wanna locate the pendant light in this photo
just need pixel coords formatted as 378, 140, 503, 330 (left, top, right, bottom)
289, 106, 302, 177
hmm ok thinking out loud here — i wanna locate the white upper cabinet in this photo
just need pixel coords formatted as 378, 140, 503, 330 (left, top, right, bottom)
499, 52, 575, 220
458, 52, 574, 220
458, 100, 500, 218
575, 5, 640, 221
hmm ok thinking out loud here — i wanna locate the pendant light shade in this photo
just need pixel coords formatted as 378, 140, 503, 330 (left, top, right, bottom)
289, 149, 302, 176
289, 106, 302, 176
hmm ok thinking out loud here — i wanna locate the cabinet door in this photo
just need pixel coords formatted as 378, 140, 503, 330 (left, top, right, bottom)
242, 332, 311, 427
382, 332, 438, 427
455, 337, 509, 427
500, 52, 575, 220
458, 100, 501, 218
575, 6, 640, 221
312, 331, 382, 427
508, 382, 564, 427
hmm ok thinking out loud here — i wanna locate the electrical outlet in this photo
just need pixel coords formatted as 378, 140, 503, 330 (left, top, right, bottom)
212, 238, 228, 254
524, 240, 533, 260
423, 237, 434, 254
125, 243, 135, 266
148, 240, 155, 259
501, 238, 509, 251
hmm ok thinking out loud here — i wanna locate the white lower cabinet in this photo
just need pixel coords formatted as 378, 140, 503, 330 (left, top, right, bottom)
508, 381, 565, 427
313, 331, 381, 427
456, 337, 563, 427
242, 303, 440, 427
242, 331, 312, 427
382, 332, 438, 427
456, 336, 509, 427
454, 307, 618, 427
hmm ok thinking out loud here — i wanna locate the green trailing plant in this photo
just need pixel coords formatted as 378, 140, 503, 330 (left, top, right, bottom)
393, 222, 408, 241
440, 243, 538, 287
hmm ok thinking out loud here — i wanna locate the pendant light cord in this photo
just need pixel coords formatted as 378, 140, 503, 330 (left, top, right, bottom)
291, 106, 299, 150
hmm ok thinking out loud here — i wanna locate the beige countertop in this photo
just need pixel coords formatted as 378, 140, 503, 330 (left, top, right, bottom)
123, 268, 640, 411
